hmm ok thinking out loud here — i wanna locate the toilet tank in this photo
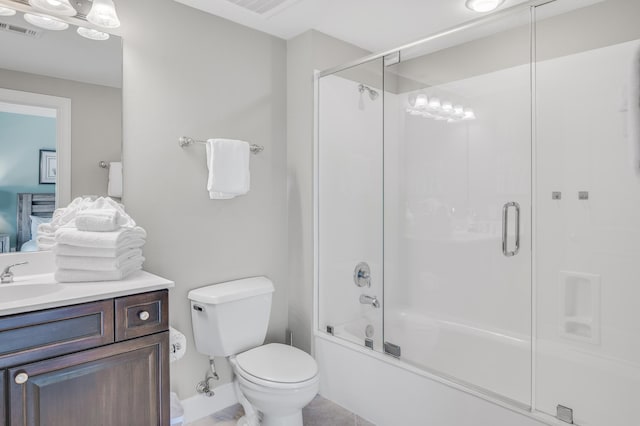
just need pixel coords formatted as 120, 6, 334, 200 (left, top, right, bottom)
188, 276, 274, 357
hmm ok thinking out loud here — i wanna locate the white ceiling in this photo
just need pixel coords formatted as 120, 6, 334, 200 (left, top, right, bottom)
174, 0, 531, 52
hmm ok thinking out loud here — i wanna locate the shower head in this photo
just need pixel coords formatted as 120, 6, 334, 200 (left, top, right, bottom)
358, 83, 379, 101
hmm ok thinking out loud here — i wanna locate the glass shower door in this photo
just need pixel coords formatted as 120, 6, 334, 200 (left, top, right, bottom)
382, 8, 533, 406
317, 59, 384, 351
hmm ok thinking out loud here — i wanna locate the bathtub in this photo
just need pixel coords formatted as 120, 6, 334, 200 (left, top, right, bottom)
317, 308, 640, 426
331, 309, 530, 401
316, 309, 546, 426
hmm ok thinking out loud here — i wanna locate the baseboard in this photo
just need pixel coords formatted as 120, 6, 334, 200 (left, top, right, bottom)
181, 382, 238, 424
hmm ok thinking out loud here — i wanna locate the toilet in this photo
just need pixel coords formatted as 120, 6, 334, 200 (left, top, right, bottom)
188, 277, 319, 426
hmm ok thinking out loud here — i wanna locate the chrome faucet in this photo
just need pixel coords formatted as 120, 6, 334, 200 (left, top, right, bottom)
359, 294, 380, 309
1, 262, 28, 284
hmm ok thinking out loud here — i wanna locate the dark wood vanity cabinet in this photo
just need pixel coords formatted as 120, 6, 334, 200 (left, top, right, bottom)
0, 290, 169, 426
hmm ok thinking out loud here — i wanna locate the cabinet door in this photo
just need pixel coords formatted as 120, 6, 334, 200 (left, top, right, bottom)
8, 332, 168, 426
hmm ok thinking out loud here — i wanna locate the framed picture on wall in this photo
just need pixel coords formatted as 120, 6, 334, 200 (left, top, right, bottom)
39, 149, 56, 184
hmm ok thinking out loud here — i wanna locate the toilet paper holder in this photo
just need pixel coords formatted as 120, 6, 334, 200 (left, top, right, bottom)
169, 326, 187, 363
171, 341, 182, 354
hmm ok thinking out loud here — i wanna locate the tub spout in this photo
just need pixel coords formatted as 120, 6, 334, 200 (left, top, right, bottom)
359, 294, 380, 308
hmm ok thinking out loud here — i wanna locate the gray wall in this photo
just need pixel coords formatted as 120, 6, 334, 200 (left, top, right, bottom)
287, 30, 369, 354
118, 0, 287, 399
0, 69, 122, 199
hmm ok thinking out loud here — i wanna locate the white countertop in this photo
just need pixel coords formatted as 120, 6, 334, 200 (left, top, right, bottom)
0, 270, 175, 316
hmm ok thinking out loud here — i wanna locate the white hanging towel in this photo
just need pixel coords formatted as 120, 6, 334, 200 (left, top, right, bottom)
205, 139, 250, 199
108, 162, 123, 198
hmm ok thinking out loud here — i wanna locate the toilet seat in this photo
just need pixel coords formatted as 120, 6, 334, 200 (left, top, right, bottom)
235, 366, 320, 391
233, 343, 319, 390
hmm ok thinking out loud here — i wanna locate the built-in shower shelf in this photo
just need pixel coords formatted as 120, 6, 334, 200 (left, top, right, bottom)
562, 316, 594, 340
559, 271, 601, 344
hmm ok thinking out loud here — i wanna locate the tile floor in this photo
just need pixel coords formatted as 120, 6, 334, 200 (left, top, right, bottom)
187, 395, 375, 426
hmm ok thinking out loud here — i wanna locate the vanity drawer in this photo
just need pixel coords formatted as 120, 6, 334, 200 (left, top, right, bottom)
115, 290, 168, 341
0, 299, 114, 368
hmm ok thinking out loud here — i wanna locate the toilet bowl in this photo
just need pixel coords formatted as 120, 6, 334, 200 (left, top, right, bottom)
188, 277, 319, 426
231, 344, 319, 426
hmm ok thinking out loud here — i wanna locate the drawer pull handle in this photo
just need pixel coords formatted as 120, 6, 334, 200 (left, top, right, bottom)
138, 311, 150, 321
15, 372, 28, 384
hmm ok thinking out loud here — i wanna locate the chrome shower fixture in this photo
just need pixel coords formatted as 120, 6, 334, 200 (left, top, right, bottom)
358, 83, 379, 100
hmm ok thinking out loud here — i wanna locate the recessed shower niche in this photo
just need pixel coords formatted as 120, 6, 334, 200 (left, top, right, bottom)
559, 271, 601, 344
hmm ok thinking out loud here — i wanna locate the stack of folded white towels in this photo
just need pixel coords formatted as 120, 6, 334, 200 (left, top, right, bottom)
39, 197, 146, 283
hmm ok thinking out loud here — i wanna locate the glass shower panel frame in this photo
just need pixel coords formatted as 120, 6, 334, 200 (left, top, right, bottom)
382, 8, 534, 407
317, 58, 385, 351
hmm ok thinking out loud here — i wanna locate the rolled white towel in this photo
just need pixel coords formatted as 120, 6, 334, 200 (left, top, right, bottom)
37, 233, 56, 251
49, 197, 93, 229
75, 209, 121, 232
55, 260, 143, 283
88, 197, 135, 227
55, 239, 145, 258
55, 250, 143, 271
55, 226, 146, 249
38, 223, 56, 234
37, 241, 56, 251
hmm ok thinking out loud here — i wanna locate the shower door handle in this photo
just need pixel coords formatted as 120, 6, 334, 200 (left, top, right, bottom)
502, 202, 521, 257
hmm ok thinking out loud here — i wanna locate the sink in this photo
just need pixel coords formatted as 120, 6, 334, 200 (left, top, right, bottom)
0, 270, 172, 317
0, 283, 62, 301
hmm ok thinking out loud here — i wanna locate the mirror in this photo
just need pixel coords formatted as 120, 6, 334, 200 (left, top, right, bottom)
0, 0, 122, 253
0, 3, 122, 254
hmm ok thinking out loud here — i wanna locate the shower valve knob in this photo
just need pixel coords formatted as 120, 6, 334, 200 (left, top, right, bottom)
354, 262, 371, 287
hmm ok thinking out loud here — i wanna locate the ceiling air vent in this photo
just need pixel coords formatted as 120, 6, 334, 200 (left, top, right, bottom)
0, 21, 42, 38
224, 0, 303, 17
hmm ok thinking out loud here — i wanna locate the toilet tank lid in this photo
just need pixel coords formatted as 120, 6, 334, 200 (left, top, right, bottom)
188, 276, 274, 304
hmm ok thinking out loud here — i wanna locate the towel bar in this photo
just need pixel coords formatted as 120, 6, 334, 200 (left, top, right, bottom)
178, 136, 264, 154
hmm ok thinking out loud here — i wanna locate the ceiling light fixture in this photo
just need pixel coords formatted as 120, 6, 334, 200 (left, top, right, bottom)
77, 26, 109, 40
24, 12, 69, 30
28, 0, 77, 17
0, 6, 16, 16
465, 0, 505, 13
87, 0, 120, 29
